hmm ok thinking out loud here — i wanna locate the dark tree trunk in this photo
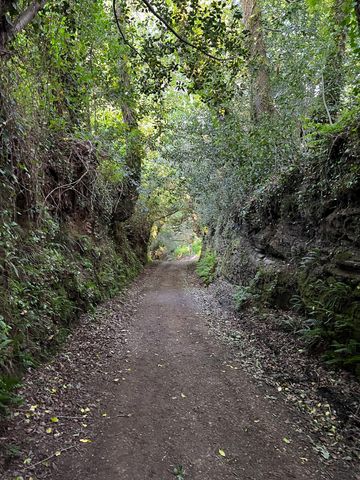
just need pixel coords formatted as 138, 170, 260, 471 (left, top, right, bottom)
0, 0, 47, 53
355, 0, 360, 31
112, 58, 142, 224
242, 0, 274, 122
321, 0, 347, 123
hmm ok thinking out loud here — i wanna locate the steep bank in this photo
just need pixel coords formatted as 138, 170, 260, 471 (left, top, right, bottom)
0, 135, 148, 411
203, 120, 360, 373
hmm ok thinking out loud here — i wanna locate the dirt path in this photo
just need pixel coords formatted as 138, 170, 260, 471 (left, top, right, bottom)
48, 260, 355, 480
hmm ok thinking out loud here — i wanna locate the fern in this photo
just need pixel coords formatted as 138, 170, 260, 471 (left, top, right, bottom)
196, 251, 217, 285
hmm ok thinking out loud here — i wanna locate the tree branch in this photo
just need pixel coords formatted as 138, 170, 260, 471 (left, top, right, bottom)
1, 0, 47, 50
112, 0, 141, 57
138, 0, 232, 62
321, 72, 333, 125
152, 207, 180, 223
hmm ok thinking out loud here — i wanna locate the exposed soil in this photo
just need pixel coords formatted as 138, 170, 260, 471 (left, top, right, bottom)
1, 260, 359, 479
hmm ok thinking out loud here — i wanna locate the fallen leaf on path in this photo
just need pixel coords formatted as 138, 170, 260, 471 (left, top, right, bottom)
315, 444, 330, 460
218, 449, 226, 457
283, 437, 291, 444
50, 417, 59, 423
79, 438, 92, 443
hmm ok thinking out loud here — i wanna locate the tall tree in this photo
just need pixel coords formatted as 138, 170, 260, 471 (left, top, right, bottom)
1, 0, 47, 165
241, 0, 273, 121
112, 4, 143, 224
321, 0, 347, 123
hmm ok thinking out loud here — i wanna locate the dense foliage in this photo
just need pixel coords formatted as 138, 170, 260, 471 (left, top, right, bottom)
148, 0, 360, 372
0, 0, 148, 408
0, 0, 359, 408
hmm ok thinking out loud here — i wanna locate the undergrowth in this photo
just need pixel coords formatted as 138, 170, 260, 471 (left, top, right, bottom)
295, 263, 360, 375
0, 215, 142, 413
196, 250, 217, 285
233, 261, 360, 376
173, 239, 202, 259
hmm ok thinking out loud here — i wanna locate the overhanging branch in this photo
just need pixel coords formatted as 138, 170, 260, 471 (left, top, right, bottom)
1, 0, 47, 51
138, 0, 233, 62
112, 0, 141, 57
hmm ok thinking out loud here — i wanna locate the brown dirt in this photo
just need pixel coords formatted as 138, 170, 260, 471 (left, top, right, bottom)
2, 260, 359, 479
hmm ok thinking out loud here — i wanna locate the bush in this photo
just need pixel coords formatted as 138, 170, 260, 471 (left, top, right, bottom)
196, 250, 217, 285
234, 285, 254, 310
192, 238, 202, 256
174, 244, 191, 258
295, 254, 360, 374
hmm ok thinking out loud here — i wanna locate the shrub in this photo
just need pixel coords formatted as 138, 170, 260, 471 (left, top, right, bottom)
196, 250, 217, 285
234, 285, 254, 310
191, 238, 202, 256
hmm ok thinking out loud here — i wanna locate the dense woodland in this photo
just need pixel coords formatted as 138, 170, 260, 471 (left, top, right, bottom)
0, 0, 359, 413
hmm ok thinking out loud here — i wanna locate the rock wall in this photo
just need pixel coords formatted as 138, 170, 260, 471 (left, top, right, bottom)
205, 125, 360, 371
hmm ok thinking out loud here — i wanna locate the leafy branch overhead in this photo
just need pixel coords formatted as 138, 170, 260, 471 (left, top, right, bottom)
112, 0, 245, 103
0, 0, 47, 51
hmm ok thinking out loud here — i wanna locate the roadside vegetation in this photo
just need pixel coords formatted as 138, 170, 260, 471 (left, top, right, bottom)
0, 0, 359, 415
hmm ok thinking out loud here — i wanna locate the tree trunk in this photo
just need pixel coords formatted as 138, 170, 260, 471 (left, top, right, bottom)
0, 0, 47, 53
321, 0, 347, 122
242, 0, 273, 121
355, 0, 360, 31
110, 2, 143, 225
112, 57, 142, 224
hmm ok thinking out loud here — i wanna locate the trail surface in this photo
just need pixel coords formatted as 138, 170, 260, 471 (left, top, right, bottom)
49, 260, 354, 480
